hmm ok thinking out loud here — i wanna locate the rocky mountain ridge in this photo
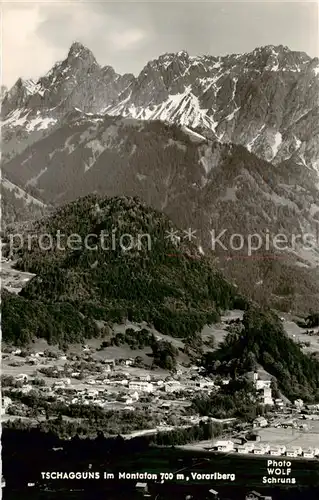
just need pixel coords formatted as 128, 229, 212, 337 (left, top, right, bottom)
2, 42, 319, 172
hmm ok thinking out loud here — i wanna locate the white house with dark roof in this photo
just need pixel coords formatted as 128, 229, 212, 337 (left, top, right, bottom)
253, 416, 268, 428
212, 440, 234, 452
303, 448, 315, 458
286, 448, 297, 458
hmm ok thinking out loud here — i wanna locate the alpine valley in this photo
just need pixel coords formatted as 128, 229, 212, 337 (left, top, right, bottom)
1, 42, 319, 312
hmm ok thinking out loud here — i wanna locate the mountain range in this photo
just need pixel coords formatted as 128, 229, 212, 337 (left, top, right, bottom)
1, 41, 319, 313
2, 42, 319, 169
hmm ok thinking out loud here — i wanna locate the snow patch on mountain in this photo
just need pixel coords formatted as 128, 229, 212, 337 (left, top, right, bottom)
181, 125, 206, 142
2, 108, 57, 132
271, 131, 282, 159
298, 153, 310, 169
26, 113, 57, 132
24, 79, 39, 94
231, 78, 238, 101
156, 87, 205, 127
2, 109, 30, 127
107, 86, 219, 132
311, 159, 319, 176
225, 106, 240, 121
199, 74, 223, 93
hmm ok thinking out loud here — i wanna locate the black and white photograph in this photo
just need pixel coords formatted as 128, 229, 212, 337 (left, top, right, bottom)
1, 1, 319, 499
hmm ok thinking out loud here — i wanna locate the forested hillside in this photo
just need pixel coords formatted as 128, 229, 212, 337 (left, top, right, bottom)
2, 195, 244, 346
203, 306, 319, 402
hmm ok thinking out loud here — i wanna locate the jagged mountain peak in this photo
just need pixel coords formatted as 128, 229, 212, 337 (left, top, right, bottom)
255, 44, 290, 54
138, 44, 313, 81
248, 44, 311, 69
158, 49, 190, 59
1, 77, 40, 116
176, 49, 189, 57
67, 41, 97, 65
147, 49, 192, 70
101, 64, 116, 74
13, 77, 24, 87
6, 77, 36, 93
37, 41, 98, 87
68, 40, 89, 54
247, 44, 306, 58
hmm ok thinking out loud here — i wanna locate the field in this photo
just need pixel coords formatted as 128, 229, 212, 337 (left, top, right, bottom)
258, 422, 319, 449
1, 351, 166, 389
283, 319, 319, 353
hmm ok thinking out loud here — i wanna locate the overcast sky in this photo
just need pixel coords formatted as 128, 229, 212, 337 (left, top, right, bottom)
2, 1, 319, 87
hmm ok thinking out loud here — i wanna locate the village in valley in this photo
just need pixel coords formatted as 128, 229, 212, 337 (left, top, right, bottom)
2, 321, 319, 461
2, 259, 319, 500
2, 1, 319, 496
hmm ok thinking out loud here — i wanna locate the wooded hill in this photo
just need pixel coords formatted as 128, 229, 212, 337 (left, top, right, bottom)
2, 194, 244, 346
203, 306, 319, 402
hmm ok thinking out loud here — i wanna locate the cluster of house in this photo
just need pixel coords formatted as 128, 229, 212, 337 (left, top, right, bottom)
294, 398, 319, 414
5, 347, 231, 403
2, 369, 221, 415
250, 372, 319, 416
127, 377, 218, 394
252, 415, 309, 431
8, 349, 68, 366
6, 374, 36, 396
211, 438, 319, 459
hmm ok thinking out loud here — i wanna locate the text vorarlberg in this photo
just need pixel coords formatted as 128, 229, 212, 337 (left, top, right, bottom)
40, 471, 236, 481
